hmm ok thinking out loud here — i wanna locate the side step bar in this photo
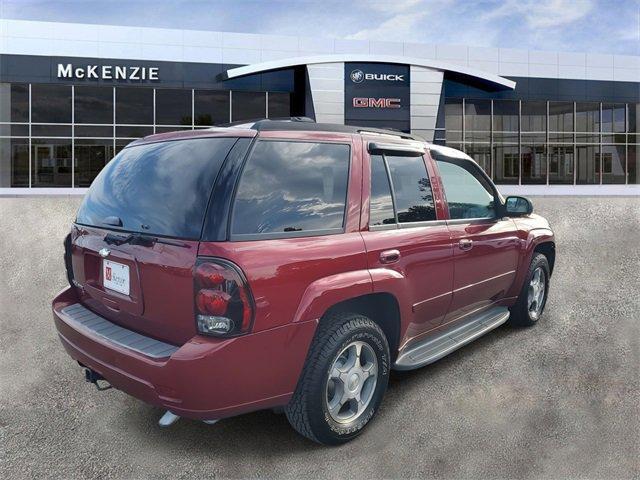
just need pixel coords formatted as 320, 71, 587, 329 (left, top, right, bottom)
394, 306, 510, 370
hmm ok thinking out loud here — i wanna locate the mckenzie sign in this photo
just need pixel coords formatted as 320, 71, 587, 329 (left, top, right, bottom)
57, 63, 159, 81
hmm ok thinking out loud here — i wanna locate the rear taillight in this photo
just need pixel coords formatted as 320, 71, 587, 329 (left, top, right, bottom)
63, 233, 74, 287
194, 258, 255, 337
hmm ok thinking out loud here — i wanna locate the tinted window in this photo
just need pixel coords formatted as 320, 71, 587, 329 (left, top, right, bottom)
116, 87, 153, 125
75, 86, 113, 124
267, 92, 291, 118
156, 89, 192, 126
0, 83, 29, 122
369, 154, 395, 226
77, 137, 237, 238
433, 151, 496, 219
32, 84, 71, 123
386, 155, 436, 223
232, 141, 350, 235
232, 91, 265, 122
194, 90, 229, 126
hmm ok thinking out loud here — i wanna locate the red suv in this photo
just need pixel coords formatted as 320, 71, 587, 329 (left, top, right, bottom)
53, 119, 555, 445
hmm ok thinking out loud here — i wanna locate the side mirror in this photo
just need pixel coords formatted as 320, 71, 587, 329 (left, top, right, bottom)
504, 196, 533, 216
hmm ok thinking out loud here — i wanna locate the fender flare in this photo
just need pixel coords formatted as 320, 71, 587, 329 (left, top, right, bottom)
508, 228, 555, 298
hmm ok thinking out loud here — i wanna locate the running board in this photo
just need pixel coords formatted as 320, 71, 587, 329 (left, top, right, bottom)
394, 307, 510, 371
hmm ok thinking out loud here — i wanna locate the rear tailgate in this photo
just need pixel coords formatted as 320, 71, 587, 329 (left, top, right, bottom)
69, 135, 248, 345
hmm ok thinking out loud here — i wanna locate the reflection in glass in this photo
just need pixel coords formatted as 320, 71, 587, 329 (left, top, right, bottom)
521, 143, 547, 185
445, 99, 463, 141
232, 91, 266, 122
31, 139, 72, 187
232, 141, 350, 234
549, 145, 574, 184
32, 84, 72, 123
194, 90, 229, 126
576, 102, 600, 132
576, 144, 599, 184
74, 86, 113, 124
386, 155, 435, 223
464, 143, 491, 176
74, 139, 115, 187
369, 154, 395, 226
602, 103, 625, 133
493, 100, 518, 131
628, 145, 639, 184
268, 92, 291, 118
521, 101, 547, 132
549, 102, 573, 132
0, 83, 29, 122
464, 99, 491, 132
493, 145, 519, 185
0, 138, 29, 187
116, 87, 153, 125
77, 138, 237, 238
155, 89, 192, 126
600, 144, 626, 184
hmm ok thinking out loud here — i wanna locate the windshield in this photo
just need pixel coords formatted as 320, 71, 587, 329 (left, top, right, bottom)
76, 137, 238, 239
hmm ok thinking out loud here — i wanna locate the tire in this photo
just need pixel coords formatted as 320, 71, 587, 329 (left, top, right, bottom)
285, 312, 390, 445
508, 253, 550, 327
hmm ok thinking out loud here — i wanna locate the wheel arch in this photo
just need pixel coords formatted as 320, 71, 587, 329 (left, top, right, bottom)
533, 241, 556, 275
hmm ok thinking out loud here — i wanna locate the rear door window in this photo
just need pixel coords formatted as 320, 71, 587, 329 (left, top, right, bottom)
369, 154, 396, 226
76, 137, 238, 239
231, 140, 350, 238
385, 155, 436, 223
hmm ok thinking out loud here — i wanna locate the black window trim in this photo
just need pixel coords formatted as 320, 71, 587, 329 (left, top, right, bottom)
369, 152, 441, 231
429, 148, 505, 222
228, 137, 352, 242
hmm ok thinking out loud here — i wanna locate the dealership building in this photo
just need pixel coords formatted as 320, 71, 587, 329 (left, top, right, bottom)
0, 19, 639, 195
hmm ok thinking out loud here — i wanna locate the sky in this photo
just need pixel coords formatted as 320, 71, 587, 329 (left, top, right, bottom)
0, 0, 638, 55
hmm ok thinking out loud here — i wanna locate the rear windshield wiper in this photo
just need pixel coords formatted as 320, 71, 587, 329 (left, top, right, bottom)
103, 232, 188, 248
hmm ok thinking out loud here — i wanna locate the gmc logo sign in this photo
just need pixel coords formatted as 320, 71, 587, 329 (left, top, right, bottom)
352, 97, 401, 109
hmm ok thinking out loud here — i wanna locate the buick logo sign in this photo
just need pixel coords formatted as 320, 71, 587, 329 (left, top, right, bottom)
350, 69, 365, 83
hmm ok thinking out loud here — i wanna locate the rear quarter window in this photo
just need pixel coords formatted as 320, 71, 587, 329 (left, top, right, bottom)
231, 140, 350, 238
76, 137, 238, 239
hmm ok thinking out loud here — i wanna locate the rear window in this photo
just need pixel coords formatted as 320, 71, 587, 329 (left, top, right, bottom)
231, 140, 350, 238
76, 137, 238, 239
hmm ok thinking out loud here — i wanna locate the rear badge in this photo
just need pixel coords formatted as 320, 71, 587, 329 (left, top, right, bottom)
99, 248, 110, 258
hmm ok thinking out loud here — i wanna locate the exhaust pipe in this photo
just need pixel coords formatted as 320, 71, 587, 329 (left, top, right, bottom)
158, 410, 219, 427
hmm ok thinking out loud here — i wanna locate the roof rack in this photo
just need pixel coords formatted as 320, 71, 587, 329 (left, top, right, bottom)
247, 118, 424, 141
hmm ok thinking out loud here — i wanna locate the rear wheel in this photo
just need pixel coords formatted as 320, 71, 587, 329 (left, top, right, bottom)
285, 312, 390, 445
508, 253, 550, 327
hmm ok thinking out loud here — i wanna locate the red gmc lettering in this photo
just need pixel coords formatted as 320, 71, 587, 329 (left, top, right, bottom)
352, 98, 401, 108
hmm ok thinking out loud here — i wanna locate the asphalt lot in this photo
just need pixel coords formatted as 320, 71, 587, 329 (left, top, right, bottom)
0, 195, 639, 479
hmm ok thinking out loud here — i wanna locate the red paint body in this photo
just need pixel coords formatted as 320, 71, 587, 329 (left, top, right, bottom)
52, 127, 555, 420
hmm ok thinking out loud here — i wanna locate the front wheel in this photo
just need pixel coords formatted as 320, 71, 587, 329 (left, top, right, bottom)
508, 253, 550, 327
285, 312, 390, 445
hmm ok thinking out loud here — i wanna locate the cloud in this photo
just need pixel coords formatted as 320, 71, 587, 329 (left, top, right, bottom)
483, 0, 595, 29
346, 12, 427, 41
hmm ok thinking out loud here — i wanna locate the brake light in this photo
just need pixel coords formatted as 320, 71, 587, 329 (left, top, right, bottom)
194, 258, 254, 337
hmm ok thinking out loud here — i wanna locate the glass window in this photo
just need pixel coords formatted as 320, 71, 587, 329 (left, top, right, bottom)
445, 98, 463, 142
74, 139, 115, 187
32, 84, 71, 123
549, 145, 574, 184
549, 102, 573, 132
493, 145, 519, 185
493, 100, 518, 132
629, 104, 639, 133
576, 102, 600, 132
232, 91, 266, 122
575, 144, 599, 184
628, 145, 639, 184
464, 99, 491, 132
0, 138, 29, 187
369, 154, 395, 226
521, 143, 547, 185
75, 125, 113, 137
433, 152, 496, 220
231, 141, 350, 235
155, 89, 192, 126
115, 87, 153, 125
602, 103, 625, 133
267, 92, 291, 118
74, 86, 113, 124
600, 145, 626, 185
77, 137, 238, 238
386, 155, 436, 223
463, 144, 491, 176
31, 139, 72, 187
521, 101, 547, 132
0, 83, 29, 122
194, 90, 229, 126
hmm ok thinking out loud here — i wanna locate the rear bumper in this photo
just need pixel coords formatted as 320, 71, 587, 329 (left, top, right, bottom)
52, 287, 317, 420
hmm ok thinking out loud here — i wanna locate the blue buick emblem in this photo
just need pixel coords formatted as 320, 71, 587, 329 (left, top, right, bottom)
350, 69, 364, 83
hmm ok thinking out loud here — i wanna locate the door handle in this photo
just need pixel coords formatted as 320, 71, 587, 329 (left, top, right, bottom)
458, 239, 473, 251
380, 249, 401, 264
